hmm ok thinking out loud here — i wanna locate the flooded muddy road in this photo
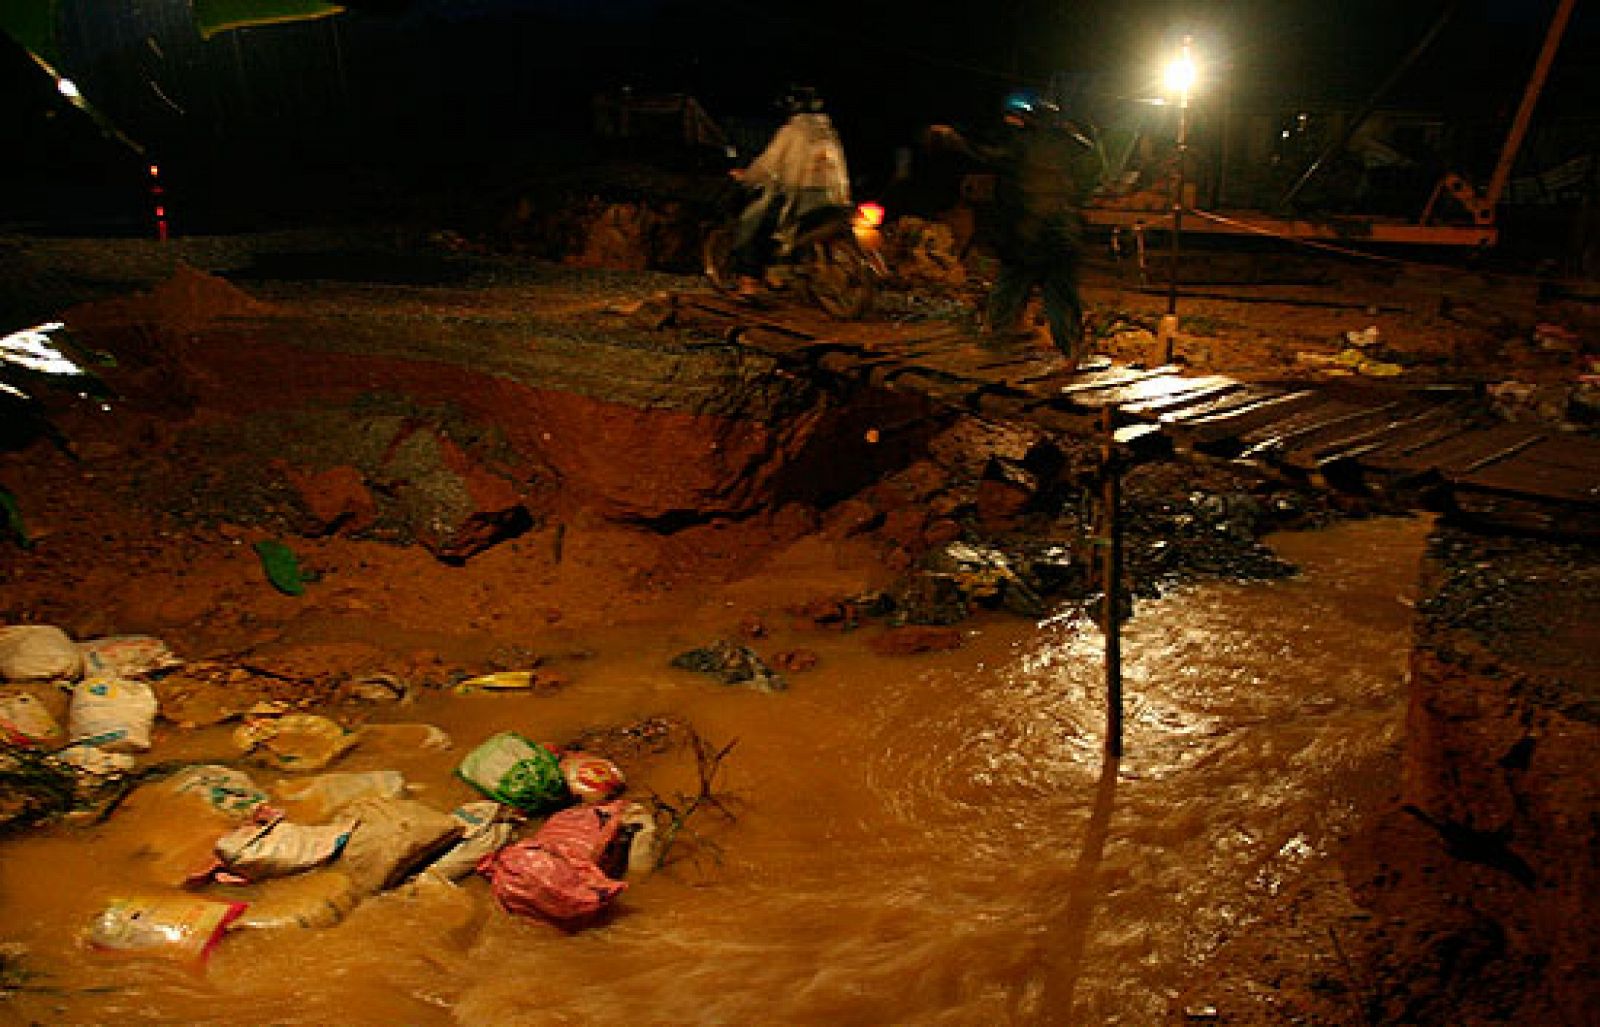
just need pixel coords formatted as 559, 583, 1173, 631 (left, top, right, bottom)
0, 515, 1430, 1025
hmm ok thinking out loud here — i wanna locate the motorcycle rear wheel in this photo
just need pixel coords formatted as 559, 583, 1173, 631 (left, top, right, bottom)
802, 237, 875, 320
702, 226, 739, 293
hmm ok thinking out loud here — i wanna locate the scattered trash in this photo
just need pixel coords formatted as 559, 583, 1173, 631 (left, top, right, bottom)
455, 670, 536, 692
233, 714, 358, 771
338, 672, 407, 704
559, 751, 626, 803
87, 895, 247, 966
457, 731, 568, 812
0, 692, 62, 746
670, 640, 787, 692
68, 676, 158, 753
1344, 325, 1381, 348
208, 810, 357, 883
252, 539, 308, 596
0, 625, 83, 683
478, 801, 632, 922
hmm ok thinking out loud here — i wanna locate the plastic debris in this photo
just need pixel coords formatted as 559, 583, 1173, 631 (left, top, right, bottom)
252, 539, 307, 596
477, 801, 633, 922
559, 751, 626, 803
87, 895, 246, 965
1345, 325, 1381, 348
455, 671, 537, 692
457, 731, 568, 812
0, 486, 31, 549
233, 714, 359, 771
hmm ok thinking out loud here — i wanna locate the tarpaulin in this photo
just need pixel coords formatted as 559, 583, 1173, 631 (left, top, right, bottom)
192, 0, 346, 40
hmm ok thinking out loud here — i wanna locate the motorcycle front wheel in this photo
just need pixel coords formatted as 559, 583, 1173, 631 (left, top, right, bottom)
702, 226, 739, 293
802, 236, 876, 320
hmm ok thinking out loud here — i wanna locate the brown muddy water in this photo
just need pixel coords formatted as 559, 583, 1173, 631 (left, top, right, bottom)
0, 515, 1430, 1026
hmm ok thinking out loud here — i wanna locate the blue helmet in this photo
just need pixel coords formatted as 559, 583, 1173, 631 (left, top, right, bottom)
1003, 90, 1040, 117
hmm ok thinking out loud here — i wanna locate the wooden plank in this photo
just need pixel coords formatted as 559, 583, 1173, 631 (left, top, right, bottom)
1514, 437, 1600, 475
1379, 423, 1548, 477
1064, 372, 1216, 410
1278, 401, 1440, 471
1302, 403, 1475, 469
1055, 365, 1181, 400
1120, 378, 1242, 417
1232, 399, 1371, 458
1453, 457, 1600, 506
1164, 390, 1326, 448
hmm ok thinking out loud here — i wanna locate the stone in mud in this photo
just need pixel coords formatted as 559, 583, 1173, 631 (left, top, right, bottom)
276, 463, 378, 537
669, 640, 786, 692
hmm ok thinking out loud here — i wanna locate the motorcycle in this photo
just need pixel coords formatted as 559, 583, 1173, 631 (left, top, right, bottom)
702, 189, 888, 320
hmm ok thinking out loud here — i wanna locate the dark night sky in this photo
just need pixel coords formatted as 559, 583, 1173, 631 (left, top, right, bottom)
2, 0, 1595, 231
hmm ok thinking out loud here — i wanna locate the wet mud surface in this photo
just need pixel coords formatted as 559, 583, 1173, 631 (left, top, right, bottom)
1, 230, 1596, 1023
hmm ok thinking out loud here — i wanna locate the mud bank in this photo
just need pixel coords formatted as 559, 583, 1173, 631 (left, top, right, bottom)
1342, 527, 1600, 1024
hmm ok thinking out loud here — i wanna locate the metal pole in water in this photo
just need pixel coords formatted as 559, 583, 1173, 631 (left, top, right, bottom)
1100, 407, 1124, 758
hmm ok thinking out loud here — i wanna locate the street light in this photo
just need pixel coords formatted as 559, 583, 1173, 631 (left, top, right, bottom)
1160, 36, 1197, 364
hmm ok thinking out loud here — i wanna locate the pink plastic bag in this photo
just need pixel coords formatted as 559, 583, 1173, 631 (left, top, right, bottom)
477, 801, 632, 922
533, 801, 628, 861
478, 843, 626, 921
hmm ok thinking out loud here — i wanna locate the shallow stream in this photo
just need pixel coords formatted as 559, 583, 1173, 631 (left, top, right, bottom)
0, 515, 1430, 1026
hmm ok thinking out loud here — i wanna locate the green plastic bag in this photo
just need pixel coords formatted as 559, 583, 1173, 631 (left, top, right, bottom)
253, 539, 305, 595
457, 732, 567, 812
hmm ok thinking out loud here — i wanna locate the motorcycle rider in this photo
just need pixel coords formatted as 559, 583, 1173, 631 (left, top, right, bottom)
728, 88, 852, 298
929, 91, 1104, 363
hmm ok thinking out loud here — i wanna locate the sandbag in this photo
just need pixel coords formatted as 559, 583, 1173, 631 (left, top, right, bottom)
213, 813, 356, 882
87, 895, 246, 965
229, 870, 360, 931
164, 764, 271, 819
68, 676, 158, 753
79, 635, 182, 678
0, 690, 62, 746
274, 770, 406, 819
423, 801, 518, 883
336, 797, 462, 895
456, 732, 567, 812
0, 624, 82, 682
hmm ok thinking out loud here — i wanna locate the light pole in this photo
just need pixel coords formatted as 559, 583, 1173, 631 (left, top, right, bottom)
1161, 36, 1196, 364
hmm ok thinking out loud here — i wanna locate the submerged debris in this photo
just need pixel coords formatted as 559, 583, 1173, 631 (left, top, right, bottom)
670, 640, 786, 692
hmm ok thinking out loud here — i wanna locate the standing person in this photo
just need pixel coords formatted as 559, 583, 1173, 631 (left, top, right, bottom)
930, 91, 1104, 363
728, 89, 853, 297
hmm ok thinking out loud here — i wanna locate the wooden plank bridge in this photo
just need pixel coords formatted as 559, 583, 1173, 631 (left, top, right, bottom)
646, 290, 1600, 538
